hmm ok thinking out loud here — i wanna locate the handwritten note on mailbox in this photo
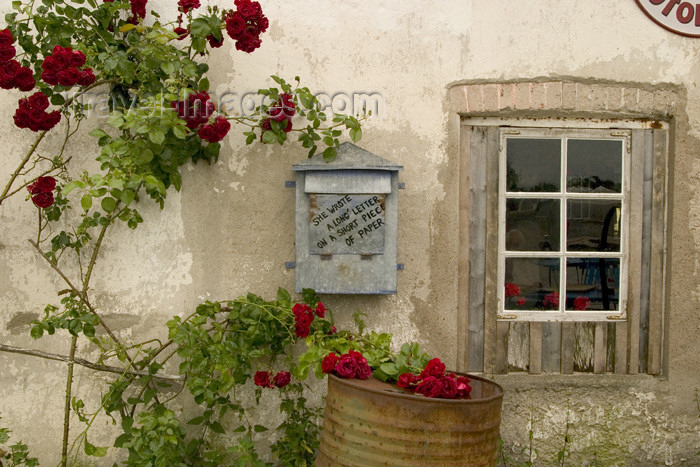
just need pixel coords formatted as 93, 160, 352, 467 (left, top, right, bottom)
309, 194, 386, 255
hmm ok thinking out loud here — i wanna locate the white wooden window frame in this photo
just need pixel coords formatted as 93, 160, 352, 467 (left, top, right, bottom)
496, 128, 631, 322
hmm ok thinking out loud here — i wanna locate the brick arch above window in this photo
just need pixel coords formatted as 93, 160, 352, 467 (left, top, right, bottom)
448, 77, 681, 120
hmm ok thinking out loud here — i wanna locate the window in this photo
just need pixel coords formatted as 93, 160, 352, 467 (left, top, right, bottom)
461, 119, 667, 375
498, 129, 629, 321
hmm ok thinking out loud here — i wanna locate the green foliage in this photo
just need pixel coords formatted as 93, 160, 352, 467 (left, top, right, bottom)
1, 1, 368, 465
271, 393, 323, 466
0, 420, 39, 467
371, 341, 432, 382
251, 75, 363, 160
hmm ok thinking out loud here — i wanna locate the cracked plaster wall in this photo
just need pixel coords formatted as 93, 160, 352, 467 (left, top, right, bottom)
0, 0, 699, 464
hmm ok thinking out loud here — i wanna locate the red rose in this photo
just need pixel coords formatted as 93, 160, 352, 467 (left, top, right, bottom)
516, 297, 526, 306
543, 292, 559, 309
178, 0, 200, 13
321, 353, 339, 374
14, 92, 61, 132
283, 118, 293, 133
234, 32, 261, 53
197, 124, 216, 143
356, 360, 371, 380
455, 376, 472, 397
14, 67, 35, 92
51, 46, 72, 68
397, 373, 416, 389
0, 28, 13, 47
173, 92, 215, 129
27, 92, 50, 111
419, 358, 446, 379
68, 50, 86, 68
314, 302, 326, 318
260, 118, 272, 131
130, 0, 147, 19
347, 350, 371, 380
77, 68, 95, 87
207, 34, 224, 48
0, 44, 16, 62
415, 376, 444, 398
225, 12, 246, 39
0, 59, 19, 89
273, 371, 291, 388
293, 304, 314, 338
27, 176, 56, 194
174, 26, 189, 40
31, 192, 54, 208
573, 296, 590, 311
249, 16, 269, 35
253, 370, 272, 388
334, 354, 358, 379
292, 303, 312, 314
440, 376, 458, 399
57, 67, 81, 87
505, 282, 521, 298
211, 116, 231, 140
237, 0, 263, 20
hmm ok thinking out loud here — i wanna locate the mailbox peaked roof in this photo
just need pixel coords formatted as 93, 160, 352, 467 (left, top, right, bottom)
292, 142, 403, 171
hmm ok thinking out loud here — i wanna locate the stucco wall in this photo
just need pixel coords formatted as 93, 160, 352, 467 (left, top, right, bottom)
1, 0, 699, 465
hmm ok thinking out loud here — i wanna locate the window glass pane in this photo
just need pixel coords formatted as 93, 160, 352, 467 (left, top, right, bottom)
567, 200, 622, 252
506, 138, 561, 192
506, 199, 560, 251
566, 258, 620, 311
567, 139, 622, 193
505, 257, 560, 310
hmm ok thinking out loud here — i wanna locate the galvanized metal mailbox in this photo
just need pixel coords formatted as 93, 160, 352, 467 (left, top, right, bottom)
292, 143, 403, 294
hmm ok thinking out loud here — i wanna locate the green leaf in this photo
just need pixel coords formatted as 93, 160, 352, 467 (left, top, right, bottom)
276, 287, 291, 303
350, 127, 362, 143
261, 130, 275, 144
172, 125, 188, 139
149, 129, 165, 145
379, 362, 399, 376
61, 180, 85, 196
253, 424, 268, 433
50, 94, 65, 106
189, 18, 209, 37
143, 388, 156, 405
30, 325, 44, 339
81, 194, 92, 211
120, 189, 135, 206
322, 147, 337, 162
209, 421, 225, 434
83, 323, 95, 337
136, 148, 154, 165
232, 425, 246, 433
84, 439, 108, 457
187, 416, 204, 425
101, 197, 117, 213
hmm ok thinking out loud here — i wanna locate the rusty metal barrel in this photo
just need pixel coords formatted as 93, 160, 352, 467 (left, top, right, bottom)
316, 373, 503, 467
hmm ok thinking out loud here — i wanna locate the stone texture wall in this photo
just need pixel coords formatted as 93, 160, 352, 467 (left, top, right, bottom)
1, 1, 699, 465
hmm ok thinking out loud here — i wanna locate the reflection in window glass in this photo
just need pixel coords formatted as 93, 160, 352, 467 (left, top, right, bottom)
506, 139, 561, 192
505, 257, 560, 311
567, 200, 621, 252
567, 139, 622, 193
506, 199, 560, 251
565, 258, 620, 311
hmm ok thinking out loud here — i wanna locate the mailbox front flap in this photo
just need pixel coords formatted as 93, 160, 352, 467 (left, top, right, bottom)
304, 170, 391, 194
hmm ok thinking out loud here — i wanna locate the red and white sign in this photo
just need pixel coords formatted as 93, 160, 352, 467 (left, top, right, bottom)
636, 0, 700, 37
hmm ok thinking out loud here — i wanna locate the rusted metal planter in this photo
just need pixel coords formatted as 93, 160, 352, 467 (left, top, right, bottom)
316, 374, 503, 467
